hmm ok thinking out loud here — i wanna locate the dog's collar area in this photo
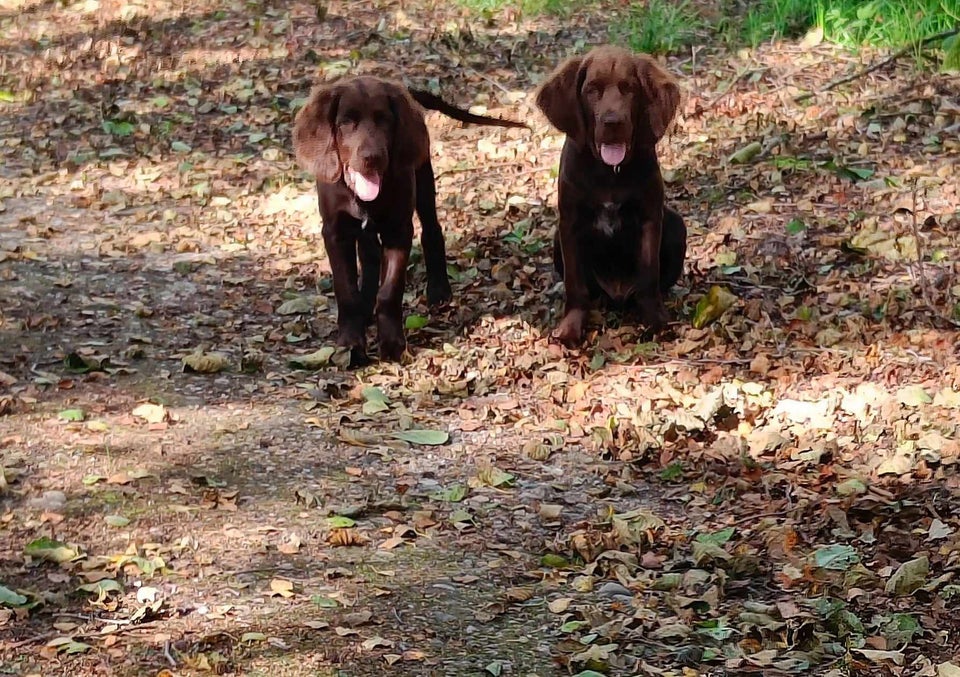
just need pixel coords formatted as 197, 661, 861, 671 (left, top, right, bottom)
613, 164, 621, 174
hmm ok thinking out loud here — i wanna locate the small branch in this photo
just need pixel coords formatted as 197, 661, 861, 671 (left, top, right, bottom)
795, 27, 960, 102
434, 160, 524, 179
448, 164, 555, 189
908, 180, 934, 310
163, 639, 177, 668
54, 612, 141, 626
731, 509, 792, 528
6, 632, 57, 650
510, 164, 556, 178
706, 66, 765, 109
463, 66, 514, 97
425, 42, 515, 97
764, 60, 828, 97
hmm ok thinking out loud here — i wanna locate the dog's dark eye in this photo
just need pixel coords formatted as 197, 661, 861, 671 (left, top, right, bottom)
617, 81, 635, 95
338, 112, 359, 127
582, 83, 601, 98
372, 111, 391, 126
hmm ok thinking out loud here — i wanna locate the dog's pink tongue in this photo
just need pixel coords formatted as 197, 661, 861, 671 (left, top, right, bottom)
600, 143, 627, 166
349, 169, 381, 202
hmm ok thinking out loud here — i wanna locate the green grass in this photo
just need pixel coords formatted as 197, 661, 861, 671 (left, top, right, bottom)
454, 0, 573, 19
741, 0, 814, 47
609, 0, 959, 57
817, 0, 959, 53
619, 0, 705, 54
453, 0, 958, 68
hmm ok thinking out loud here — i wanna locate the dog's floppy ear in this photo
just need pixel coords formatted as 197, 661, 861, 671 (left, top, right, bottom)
387, 83, 430, 170
293, 84, 342, 183
535, 55, 586, 144
635, 55, 680, 145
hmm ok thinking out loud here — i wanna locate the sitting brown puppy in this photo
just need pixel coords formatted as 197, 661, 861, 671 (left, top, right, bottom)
535, 45, 687, 347
293, 76, 525, 364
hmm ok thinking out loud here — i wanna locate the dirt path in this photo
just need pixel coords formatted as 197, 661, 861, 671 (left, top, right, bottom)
3, 0, 960, 675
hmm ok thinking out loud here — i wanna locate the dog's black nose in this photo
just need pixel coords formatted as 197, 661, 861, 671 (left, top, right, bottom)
358, 148, 384, 163
599, 112, 625, 126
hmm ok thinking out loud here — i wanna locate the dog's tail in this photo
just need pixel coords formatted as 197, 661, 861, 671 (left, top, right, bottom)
408, 89, 528, 129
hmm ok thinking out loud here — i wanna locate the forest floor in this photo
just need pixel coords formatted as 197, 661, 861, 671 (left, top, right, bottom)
1, 0, 960, 675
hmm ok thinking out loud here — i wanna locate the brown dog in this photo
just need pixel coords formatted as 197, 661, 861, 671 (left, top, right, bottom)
535, 45, 687, 347
293, 76, 525, 364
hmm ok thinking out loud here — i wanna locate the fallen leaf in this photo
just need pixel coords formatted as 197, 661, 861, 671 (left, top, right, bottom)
289, 347, 351, 370
0, 585, 27, 607
326, 516, 356, 528
57, 408, 85, 422
389, 429, 449, 445
132, 403, 167, 424
277, 534, 302, 554
45, 637, 92, 655
728, 141, 762, 164
269, 579, 295, 598
897, 385, 932, 407
884, 556, 929, 595
691, 286, 736, 329
362, 387, 390, 414
24, 537, 80, 563
361, 636, 394, 650
182, 350, 230, 373
813, 544, 859, 571
277, 296, 318, 315
475, 466, 515, 488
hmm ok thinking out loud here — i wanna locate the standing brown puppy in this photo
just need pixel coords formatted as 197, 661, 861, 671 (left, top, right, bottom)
536, 45, 687, 347
293, 76, 525, 365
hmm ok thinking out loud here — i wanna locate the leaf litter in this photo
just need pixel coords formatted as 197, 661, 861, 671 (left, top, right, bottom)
1, 0, 960, 675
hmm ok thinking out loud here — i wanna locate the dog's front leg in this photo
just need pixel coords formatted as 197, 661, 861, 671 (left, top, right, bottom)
322, 218, 368, 366
414, 159, 453, 307
634, 213, 668, 330
554, 190, 591, 347
357, 227, 381, 327
376, 223, 414, 361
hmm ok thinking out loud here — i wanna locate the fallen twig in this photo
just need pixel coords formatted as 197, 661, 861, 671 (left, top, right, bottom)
5, 632, 58, 650
908, 180, 934, 309
163, 639, 177, 668
54, 612, 141, 626
426, 42, 516, 98
434, 160, 523, 179
706, 66, 767, 108
731, 510, 792, 528
795, 28, 960, 102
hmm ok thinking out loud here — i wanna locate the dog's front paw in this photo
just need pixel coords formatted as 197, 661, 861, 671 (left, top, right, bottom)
426, 277, 453, 308
552, 309, 587, 348
378, 334, 406, 362
637, 296, 669, 332
337, 331, 368, 367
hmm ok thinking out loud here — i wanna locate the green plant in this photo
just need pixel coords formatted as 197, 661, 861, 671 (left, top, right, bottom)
742, 0, 814, 46
455, 0, 572, 19
712, 0, 958, 62
619, 0, 704, 54
502, 219, 547, 255
102, 119, 135, 137
816, 0, 960, 56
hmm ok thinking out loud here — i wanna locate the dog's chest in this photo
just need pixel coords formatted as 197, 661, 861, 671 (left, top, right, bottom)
593, 202, 622, 236
348, 199, 375, 232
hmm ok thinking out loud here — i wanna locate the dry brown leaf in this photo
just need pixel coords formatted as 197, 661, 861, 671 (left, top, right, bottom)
277, 534, 301, 555
505, 586, 534, 602
327, 528, 368, 546
268, 579, 295, 598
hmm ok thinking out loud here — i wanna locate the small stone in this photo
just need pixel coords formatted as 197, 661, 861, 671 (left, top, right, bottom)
28, 490, 67, 511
